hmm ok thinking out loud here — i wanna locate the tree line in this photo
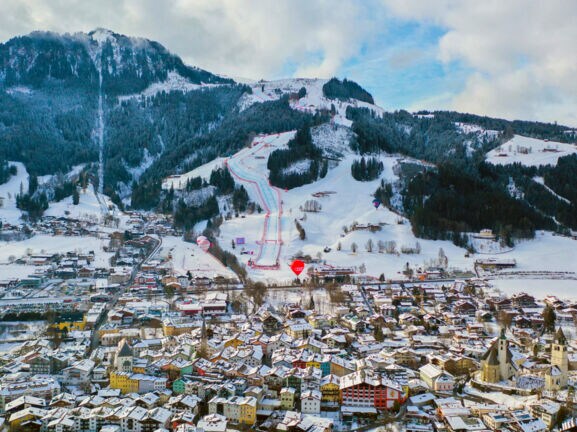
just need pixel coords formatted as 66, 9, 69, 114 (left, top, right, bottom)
351, 157, 383, 181
322, 77, 374, 104
267, 124, 328, 189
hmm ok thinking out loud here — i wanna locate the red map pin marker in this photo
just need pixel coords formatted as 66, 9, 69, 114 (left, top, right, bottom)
290, 259, 305, 276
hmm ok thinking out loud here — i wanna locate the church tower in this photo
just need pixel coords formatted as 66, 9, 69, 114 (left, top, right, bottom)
497, 328, 510, 381
551, 328, 568, 386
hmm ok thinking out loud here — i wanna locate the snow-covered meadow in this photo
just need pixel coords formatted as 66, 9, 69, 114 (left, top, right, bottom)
0, 234, 113, 279
487, 135, 577, 167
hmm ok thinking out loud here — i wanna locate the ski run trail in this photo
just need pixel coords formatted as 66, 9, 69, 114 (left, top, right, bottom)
226, 134, 284, 269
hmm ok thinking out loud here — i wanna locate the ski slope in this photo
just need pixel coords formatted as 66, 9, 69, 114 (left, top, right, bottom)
226, 133, 291, 268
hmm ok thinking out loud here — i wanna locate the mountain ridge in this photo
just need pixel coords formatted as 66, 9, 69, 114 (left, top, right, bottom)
1, 28, 577, 246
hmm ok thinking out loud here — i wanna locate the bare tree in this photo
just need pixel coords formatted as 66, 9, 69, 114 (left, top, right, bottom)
365, 239, 374, 253
351, 242, 358, 253
303, 200, 322, 212
385, 241, 397, 254
438, 248, 448, 268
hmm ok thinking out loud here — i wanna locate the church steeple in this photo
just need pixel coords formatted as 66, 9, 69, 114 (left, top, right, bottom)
201, 317, 207, 340
546, 327, 569, 390
555, 327, 567, 346
115, 338, 133, 373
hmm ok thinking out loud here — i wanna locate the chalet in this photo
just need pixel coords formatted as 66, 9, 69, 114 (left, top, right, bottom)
29, 254, 54, 266
78, 266, 95, 278
511, 292, 537, 308
488, 297, 512, 312
475, 258, 516, 270
454, 300, 477, 316
260, 312, 284, 334
350, 223, 382, 232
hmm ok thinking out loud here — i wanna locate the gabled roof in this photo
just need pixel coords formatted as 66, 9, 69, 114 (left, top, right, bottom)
118, 339, 133, 357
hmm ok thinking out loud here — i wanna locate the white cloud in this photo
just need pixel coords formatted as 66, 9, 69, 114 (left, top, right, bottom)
2, 0, 576, 125
383, 0, 577, 125
0, 0, 379, 80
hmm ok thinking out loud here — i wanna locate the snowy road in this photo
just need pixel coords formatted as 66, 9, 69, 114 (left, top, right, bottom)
226, 135, 284, 268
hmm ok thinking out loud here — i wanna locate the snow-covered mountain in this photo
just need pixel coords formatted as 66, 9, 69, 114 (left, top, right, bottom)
2, 28, 577, 259
0, 28, 231, 94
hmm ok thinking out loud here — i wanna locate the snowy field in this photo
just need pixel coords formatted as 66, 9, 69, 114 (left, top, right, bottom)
45, 186, 117, 224
502, 231, 577, 273
491, 279, 577, 301
159, 236, 237, 280
481, 231, 577, 300
0, 235, 113, 279
486, 135, 577, 167
266, 288, 336, 315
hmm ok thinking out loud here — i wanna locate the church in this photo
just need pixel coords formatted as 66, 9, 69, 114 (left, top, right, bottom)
544, 328, 569, 391
480, 328, 518, 383
480, 327, 569, 391
115, 338, 134, 373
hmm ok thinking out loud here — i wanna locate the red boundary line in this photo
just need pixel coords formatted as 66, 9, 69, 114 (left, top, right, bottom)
225, 135, 284, 270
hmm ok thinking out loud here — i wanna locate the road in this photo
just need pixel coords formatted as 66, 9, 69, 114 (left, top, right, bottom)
89, 235, 162, 352
226, 135, 283, 269
358, 285, 375, 315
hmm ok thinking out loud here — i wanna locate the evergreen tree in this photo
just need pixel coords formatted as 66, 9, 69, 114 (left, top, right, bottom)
72, 188, 80, 205
308, 294, 315, 310
543, 304, 556, 333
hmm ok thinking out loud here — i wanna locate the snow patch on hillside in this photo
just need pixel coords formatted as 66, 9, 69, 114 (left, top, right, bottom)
126, 149, 156, 181
162, 157, 227, 191
45, 186, 126, 227
487, 135, 577, 167
0, 162, 29, 225
5, 86, 33, 95
533, 176, 571, 204
37, 164, 86, 191
90, 28, 114, 45
455, 122, 499, 138
118, 71, 221, 102
238, 78, 383, 126
181, 186, 216, 207
282, 159, 311, 175
312, 123, 353, 158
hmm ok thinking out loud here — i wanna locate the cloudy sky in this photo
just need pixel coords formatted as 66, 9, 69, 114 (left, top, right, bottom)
2, 0, 577, 126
